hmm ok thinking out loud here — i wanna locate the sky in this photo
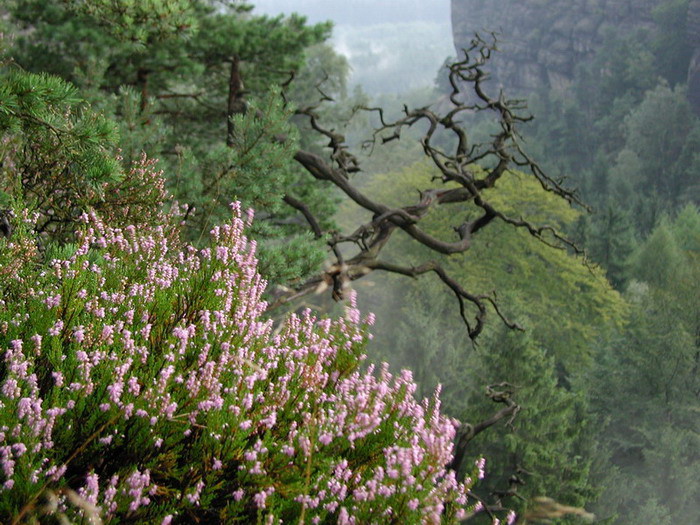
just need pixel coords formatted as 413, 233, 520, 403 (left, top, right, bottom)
252, 0, 450, 25
251, 0, 455, 95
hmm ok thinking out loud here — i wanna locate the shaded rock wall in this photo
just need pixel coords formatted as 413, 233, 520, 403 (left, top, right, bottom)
450, 0, 694, 99
688, 0, 700, 113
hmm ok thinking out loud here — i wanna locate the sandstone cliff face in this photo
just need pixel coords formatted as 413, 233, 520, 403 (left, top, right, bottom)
450, 0, 672, 93
688, 0, 700, 113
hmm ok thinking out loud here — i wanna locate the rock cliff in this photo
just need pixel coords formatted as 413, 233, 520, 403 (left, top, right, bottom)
688, 0, 700, 113
451, 0, 699, 112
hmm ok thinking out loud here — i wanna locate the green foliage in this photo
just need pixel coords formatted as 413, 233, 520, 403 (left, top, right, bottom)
491, 7, 700, 520
630, 221, 684, 287
0, 65, 125, 240
586, 202, 637, 289
363, 288, 599, 521
465, 327, 596, 523
365, 281, 474, 415
60, 0, 199, 44
0, 204, 475, 523
348, 161, 622, 517
361, 161, 626, 369
616, 82, 694, 201
516, 0, 700, 230
651, 0, 693, 86
0, 68, 119, 177
5, 0, 337, 285
588, 206, 700, 524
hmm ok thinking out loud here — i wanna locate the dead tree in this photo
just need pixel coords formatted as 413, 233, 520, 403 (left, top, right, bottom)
276, 35, 584, 340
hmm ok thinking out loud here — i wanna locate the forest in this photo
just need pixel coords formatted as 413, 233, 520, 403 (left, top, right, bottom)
0, 0, 698, 523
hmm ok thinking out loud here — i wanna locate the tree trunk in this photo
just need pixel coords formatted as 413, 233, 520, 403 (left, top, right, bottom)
137, 68, 150, 114
226, 55, 245, 147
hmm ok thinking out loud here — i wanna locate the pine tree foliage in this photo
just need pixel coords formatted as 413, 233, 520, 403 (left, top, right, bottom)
60, 0, 199, 44
0, 65, 124, 239
464, 327, 596, 524
5, 0, 334, 285
588, 206, 700, 524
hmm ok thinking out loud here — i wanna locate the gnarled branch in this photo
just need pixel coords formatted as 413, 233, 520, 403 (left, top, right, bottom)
277, 34, 584, 340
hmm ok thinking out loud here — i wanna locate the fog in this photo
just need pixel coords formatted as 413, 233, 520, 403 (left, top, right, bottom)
252, 0, 454, 94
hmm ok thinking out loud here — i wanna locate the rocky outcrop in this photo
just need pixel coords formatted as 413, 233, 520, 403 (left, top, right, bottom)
450, 0, 662, 94
688, 0, 700, 114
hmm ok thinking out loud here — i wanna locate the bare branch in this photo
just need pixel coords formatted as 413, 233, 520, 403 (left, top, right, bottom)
448, 382, 520, 474
277, 34, 585, 341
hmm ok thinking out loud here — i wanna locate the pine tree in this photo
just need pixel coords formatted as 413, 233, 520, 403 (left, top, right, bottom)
5, 0, 335, 284
463, 326, 596, 522
0, 63, 164, 242
588, 201, 637, 289
589, 208, 700, 524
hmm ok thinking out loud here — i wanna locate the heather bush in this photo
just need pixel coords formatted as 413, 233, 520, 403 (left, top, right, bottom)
0, 188, 476, 522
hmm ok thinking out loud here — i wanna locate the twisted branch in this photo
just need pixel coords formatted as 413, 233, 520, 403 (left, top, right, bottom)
276, 34, 584, 340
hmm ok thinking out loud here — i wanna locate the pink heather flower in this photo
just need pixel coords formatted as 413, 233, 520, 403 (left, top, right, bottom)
101, 325, 114, 342
30, 334, 42, 352
103, 474, 119, 513
44, 294, 61, 308
124, 309, 135, 323
161, 516, 173, 525
73, 327, 85, 343
506, 510, 517, 524
46, 464, 67, 481
476, 457, 486, 479
48, 320, 64, 336
253, 488, 274, 509
126, 469, 152, 513
0, 203, 477, 521
127, 376, 141, 395
185, 480, 205, 505
2, 378, 20, 398
140, 324, 152, 339
338, 506, 354, 525
51, 371, 64, 387
79, 472, 100, 505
